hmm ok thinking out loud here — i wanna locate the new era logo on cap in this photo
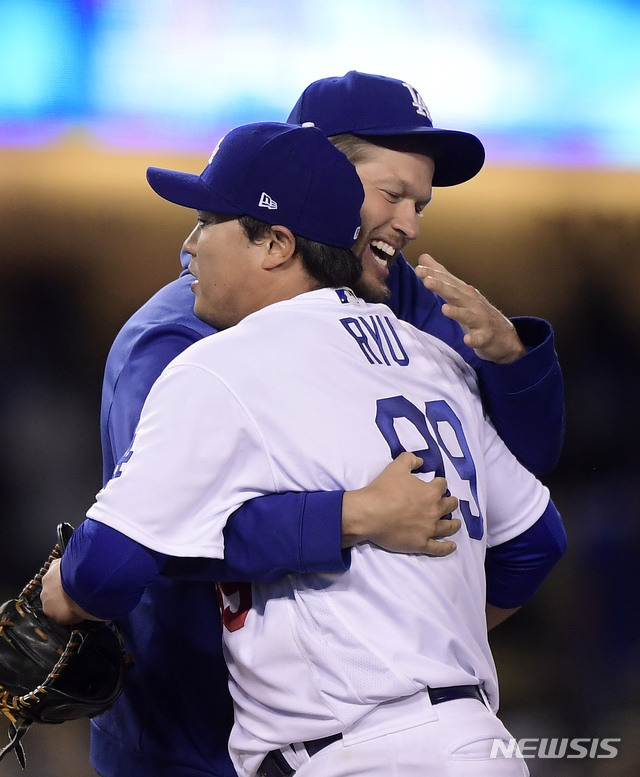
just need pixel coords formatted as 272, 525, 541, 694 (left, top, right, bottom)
258, 192, 278, 210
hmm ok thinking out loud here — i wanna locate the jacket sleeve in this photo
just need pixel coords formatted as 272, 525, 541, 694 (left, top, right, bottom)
386, 256, 565, 475
102, 326, 201, 483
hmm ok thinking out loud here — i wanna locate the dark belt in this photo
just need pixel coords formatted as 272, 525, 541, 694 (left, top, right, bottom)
257, 734, 342, 777
257, 684, 485, 777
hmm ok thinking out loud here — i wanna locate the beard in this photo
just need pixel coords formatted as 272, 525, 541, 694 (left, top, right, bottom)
351, 272, 392, 304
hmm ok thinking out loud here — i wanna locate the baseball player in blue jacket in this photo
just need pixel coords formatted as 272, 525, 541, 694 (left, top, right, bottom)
50, 73, 564, 777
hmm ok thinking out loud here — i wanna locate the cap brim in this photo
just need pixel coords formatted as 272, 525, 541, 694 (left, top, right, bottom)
146, 167, 242, 213
352, 127, 485, 187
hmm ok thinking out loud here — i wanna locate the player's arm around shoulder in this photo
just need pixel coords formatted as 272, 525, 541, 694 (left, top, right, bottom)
168, 451, 464, 586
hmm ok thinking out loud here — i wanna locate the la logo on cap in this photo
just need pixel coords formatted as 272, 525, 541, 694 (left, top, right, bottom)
259, 192, 278, 210
402, 82, 431, 120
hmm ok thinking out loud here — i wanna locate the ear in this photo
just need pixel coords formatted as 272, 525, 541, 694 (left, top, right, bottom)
261, 225, 297, 270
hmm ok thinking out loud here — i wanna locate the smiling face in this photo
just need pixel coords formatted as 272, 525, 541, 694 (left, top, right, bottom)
333, 138, 435, 303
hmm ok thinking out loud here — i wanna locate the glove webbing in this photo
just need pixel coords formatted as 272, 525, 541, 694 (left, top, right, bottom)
0, 628, 86, 769
0, 524, 74, 769
0, 720, 30, 769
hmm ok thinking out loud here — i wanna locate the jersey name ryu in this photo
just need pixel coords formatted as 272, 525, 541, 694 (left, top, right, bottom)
340, 315, 410, 366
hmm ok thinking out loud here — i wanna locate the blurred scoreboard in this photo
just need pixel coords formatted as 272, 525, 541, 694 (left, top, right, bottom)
0, 0, 639, 167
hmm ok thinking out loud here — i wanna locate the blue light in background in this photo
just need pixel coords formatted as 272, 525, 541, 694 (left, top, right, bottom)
493, 0, 640, 134
0, 0, 638, 167
0, 0, 93, 144
0, 0, 86, 116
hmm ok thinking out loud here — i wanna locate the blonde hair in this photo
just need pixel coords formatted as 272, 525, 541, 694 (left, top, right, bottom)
329, 132, 435, 165
328, 134, 379, 165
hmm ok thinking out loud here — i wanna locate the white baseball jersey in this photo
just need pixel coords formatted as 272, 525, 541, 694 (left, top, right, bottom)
87, 288, 549, 777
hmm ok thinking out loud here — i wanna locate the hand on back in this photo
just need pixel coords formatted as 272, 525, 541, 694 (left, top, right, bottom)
342, 452, 460, 556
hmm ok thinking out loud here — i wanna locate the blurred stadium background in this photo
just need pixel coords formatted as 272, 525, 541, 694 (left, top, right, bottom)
1, 1, 639, 775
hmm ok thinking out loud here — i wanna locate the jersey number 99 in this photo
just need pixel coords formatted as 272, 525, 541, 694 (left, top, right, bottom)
375, 396, 483, 540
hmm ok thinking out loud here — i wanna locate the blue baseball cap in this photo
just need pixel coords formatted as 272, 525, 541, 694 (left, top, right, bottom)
146, 122, 364, 250
287, 71, 485, 187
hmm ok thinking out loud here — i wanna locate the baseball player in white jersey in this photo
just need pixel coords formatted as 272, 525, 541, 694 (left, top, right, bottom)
41, 121, 561, 776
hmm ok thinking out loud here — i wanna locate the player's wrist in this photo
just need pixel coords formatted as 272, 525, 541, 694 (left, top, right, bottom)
490, 335, 527, 365
63, 590, 103, 624
340, 489, 372, 548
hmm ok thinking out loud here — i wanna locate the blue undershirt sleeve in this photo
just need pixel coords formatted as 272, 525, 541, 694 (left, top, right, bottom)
224, 489, 348, 578
61, 492, 349, 619
60, 520, 168, 620
484, 499, 567, 609
163, 490, 349, 582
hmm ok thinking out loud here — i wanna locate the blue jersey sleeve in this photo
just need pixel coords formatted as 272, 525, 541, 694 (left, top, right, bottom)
224, 490, 349, 577
386, 256, 565, 475
62, 500, 349, 620
164, 490, 349, 581
477, 317, 564, 474
61, 520, 168, 619
484, 499, 567, 609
